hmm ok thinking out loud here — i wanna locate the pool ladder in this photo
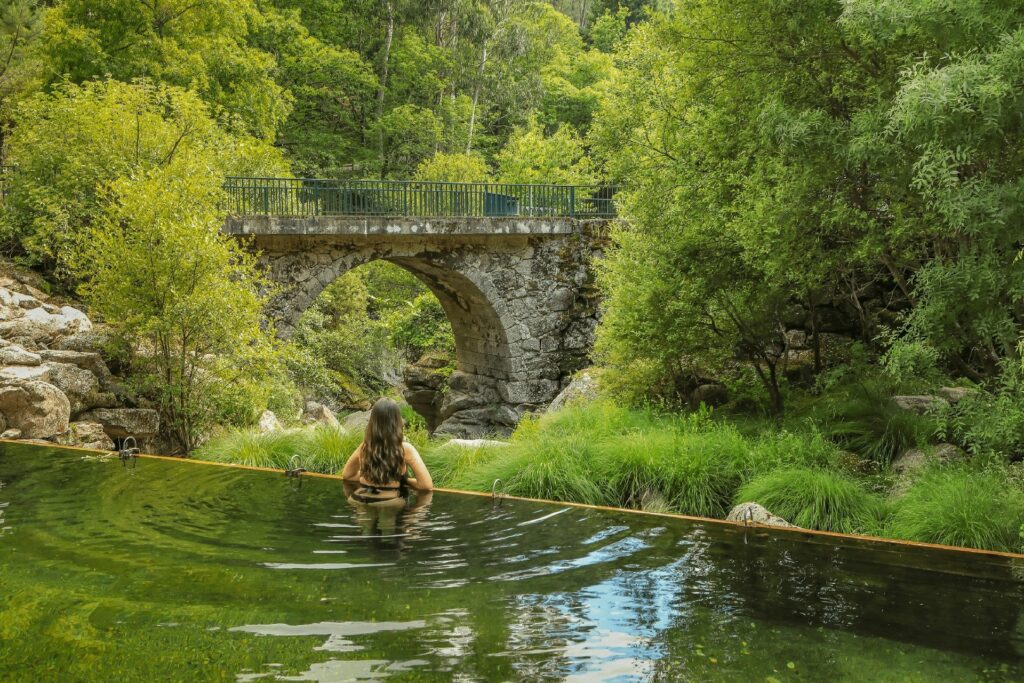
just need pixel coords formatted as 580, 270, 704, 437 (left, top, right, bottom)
491, 478, 506, 507
285, 455, 306, 489
118, 436, 139, 472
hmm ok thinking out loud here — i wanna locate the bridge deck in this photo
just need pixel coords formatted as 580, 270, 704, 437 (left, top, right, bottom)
224, 214, 597, 237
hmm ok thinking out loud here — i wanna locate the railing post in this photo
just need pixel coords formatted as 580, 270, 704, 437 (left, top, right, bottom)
569, 186, 576, 218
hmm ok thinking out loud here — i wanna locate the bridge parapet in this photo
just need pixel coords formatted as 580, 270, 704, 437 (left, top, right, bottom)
224, 177, 617, 220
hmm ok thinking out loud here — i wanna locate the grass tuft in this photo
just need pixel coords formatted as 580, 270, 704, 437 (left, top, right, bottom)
886, 467, 1024, 552
735, 467, 882, 533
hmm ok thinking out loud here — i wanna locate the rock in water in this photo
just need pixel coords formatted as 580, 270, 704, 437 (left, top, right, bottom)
547, 370, 599, 413
0, 381, 71, 439
726, 502, 796, 528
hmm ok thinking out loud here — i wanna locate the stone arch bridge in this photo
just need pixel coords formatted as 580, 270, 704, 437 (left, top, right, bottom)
223, 177, 616, 437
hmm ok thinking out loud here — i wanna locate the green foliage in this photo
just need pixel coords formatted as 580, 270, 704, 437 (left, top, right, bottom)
371, 104, 443, 178
1, 79, 284, 277
194, 424, 362, 474
414, 152, 491, 183
431, 401, 846, 518
821, 382, 935, 466
496, 119, 596, 185
77, 153, 282, 452
934, 366, 1024, 460
40, 0, 291, 138
887, 467, 1024, 552
735, 468, 883, 534
385, 293, 456, 360
290, 261, 454, 407
589, 7, 630, 52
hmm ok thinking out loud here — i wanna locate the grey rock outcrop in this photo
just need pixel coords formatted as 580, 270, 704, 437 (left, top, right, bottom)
0, 381, 71, 439
304, 401, 340, 429
42, 361, 106, 414
77, 408, 160, 445
726, 502, 795, 528
547, 370, 600, 413
342, 410, 371, 433
257, 409, 282, 433
0, 344, 41, 366
892, 395, 946, 414
892, 443, 966, 476
52, 422, 115, 451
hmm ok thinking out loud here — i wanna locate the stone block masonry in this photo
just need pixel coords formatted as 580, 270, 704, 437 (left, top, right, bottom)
224, 216, 611, 437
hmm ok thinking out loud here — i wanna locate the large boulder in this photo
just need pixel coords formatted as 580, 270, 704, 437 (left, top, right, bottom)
0, 305, 93, 345
76, 408, 159, 444
303, 401, 340, 429
56, 328, 113, 353
0, 381, 71, 439
52, 421, 115, 451
547, 370, 600, 413
257, 409, 282, 433
690, 383, 729, 409
726, 502, 795, 528
892, 443, 966, 476
893, 395, 946, 414
0, 365, 50, 382
342, 410, 371, 433
37, 349, 112, 385
42, 361, 105, 414
936, 386, 973, 405
0, 345, 41, 366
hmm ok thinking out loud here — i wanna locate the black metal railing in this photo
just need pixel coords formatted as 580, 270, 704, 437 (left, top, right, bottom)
223, 177, 618, 219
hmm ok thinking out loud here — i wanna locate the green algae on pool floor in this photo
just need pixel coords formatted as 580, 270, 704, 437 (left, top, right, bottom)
0, 443, 1022, 681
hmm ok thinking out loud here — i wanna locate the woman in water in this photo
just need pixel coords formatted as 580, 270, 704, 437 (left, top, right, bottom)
341, 397, 433, 506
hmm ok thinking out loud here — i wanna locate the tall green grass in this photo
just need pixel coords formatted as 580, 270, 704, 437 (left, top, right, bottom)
886, 467, 1024, 552
821, 383, 934, 466
194, 425, 362, 474
735, 468, 883, 533
428, 402, 848, 519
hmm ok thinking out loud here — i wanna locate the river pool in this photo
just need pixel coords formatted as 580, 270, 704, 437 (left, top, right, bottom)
0, 442, 1021, 681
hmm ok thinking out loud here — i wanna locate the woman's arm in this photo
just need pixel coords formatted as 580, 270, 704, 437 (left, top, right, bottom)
341, 443, 363, 481
403, 443, 433, 491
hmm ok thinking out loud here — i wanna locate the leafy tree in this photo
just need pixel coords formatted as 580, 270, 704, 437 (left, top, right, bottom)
77, 159, 282, 452
0, 79, 284, 279
497, 118, 595, 185
38, 0, 290, 139
370, 103, 443, 178
414, 151, 491, 182
588, 6, 629, 52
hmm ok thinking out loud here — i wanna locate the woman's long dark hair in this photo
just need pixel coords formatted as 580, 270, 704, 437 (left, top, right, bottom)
362, 398, 405, 484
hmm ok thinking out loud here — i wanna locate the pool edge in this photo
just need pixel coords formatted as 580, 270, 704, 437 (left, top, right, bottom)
4, 437, 1023, 561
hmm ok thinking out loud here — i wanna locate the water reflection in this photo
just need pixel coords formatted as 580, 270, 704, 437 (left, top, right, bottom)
0, 444, 1021, 682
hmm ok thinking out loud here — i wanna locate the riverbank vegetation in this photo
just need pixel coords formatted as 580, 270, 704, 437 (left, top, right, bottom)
2, 1, 1024, 552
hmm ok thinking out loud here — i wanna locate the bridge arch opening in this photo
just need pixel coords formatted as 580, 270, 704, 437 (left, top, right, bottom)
286, 255, 512, 432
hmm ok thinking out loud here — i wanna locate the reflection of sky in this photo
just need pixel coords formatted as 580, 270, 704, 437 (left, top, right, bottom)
500, 532, 695, 682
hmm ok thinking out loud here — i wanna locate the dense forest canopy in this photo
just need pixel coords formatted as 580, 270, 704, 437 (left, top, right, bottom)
1, 0, 1024, 469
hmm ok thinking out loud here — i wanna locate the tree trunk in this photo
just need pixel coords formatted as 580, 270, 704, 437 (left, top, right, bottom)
376, 0, 395, 178
466, 44, 487, 154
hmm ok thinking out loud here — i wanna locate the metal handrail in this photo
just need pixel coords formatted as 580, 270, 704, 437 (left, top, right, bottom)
222, 177, 618, 219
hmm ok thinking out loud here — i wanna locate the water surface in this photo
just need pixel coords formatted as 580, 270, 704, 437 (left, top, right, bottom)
0, 444, 1021, 681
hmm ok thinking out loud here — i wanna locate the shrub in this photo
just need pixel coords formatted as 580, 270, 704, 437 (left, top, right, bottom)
934, 367, 1024, 461
821, 382, 934, 466
736, 467, 883, 533
887, 468, 1024, 552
